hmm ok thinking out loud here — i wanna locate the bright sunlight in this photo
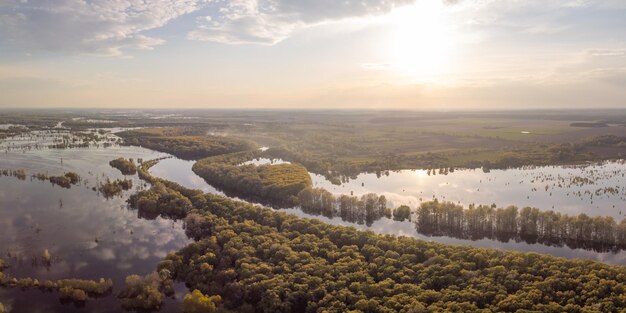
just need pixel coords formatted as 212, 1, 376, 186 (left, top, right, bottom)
388, 1, 456, 82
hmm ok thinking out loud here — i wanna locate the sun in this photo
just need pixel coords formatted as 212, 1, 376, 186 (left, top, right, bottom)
388, 1, 456, 82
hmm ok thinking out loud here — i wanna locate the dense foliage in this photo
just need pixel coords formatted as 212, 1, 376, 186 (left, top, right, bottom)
193, 152, 312, 206
183, 289, 222, 313
151, 188, 626, 313
118, 128, 256, 159
109, 157, 137, 175
416, 200, 626, 251
128, 181, 192, 219
130, 163, 626, 312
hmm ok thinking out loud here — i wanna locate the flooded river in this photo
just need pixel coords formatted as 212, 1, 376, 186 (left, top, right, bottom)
2, 131, 626, 312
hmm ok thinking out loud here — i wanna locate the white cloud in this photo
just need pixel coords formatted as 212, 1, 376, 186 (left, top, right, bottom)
0, 0, 206, 56
188, 0, 416, 44
0, 0, 419, 51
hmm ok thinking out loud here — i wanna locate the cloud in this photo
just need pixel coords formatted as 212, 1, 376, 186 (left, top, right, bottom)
188, 0, 416, 44
0, 0, 419, 52
0, 0, 206, 56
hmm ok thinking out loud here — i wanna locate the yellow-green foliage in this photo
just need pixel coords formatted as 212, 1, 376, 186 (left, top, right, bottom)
128, 182, 192, 218
118, 271, 173, 311
158, 190, 626, 313
193, 155, 312, 205
258, 163, 312, 193
183, 289, 221, 313
109, 157, 137, 175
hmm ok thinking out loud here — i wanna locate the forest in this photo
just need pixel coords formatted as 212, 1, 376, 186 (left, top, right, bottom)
118, 164, 626, 312
3, 111, 626, 312
118, 128, 256, 160
264, 135, 626, 183
193, 152, 312, 206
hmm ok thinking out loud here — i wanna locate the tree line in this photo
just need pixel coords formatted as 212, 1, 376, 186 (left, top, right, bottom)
415, 200, 626, 252
297, 187, 411, 225
118, 128, 257, 160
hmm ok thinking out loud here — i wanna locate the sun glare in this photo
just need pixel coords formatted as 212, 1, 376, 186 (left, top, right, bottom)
388, 1, 456, 82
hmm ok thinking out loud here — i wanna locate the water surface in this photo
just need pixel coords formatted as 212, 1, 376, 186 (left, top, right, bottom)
0, 131, 190, 312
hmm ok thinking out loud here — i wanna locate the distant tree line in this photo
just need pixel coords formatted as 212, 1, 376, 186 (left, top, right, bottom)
264, 135, 626, 181
118, 128, 257, 160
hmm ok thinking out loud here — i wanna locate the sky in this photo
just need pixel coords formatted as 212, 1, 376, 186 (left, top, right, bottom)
0, 0, 625, 109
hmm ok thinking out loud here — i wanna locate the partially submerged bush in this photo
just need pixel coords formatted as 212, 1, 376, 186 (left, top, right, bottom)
59, 286, 88, 302
99, 178, 133, 197
48, 172, 81, 188
0, 274, 111, 304
118, 271, 173, 311
109, 158, 137, 175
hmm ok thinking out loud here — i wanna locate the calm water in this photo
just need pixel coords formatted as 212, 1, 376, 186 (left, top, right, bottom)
310, 163, 626, 220
150, 157, 626, 265
0, 132, 190, 312
243, 158, 626, 220
2, 131, 626, 312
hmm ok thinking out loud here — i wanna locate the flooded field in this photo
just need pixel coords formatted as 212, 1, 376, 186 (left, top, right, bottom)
311, 162, 626, 220
152, 156, 626, 265
0, 131, 190, 312
2, 129, 626, 311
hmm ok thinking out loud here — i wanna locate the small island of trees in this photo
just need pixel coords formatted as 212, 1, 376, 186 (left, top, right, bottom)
193, 152, 312, 206
98, 178, 133, 197
109, 157, 137, 175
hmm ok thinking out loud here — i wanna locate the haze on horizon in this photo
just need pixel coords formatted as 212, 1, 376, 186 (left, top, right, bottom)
0, 0, 625, 110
